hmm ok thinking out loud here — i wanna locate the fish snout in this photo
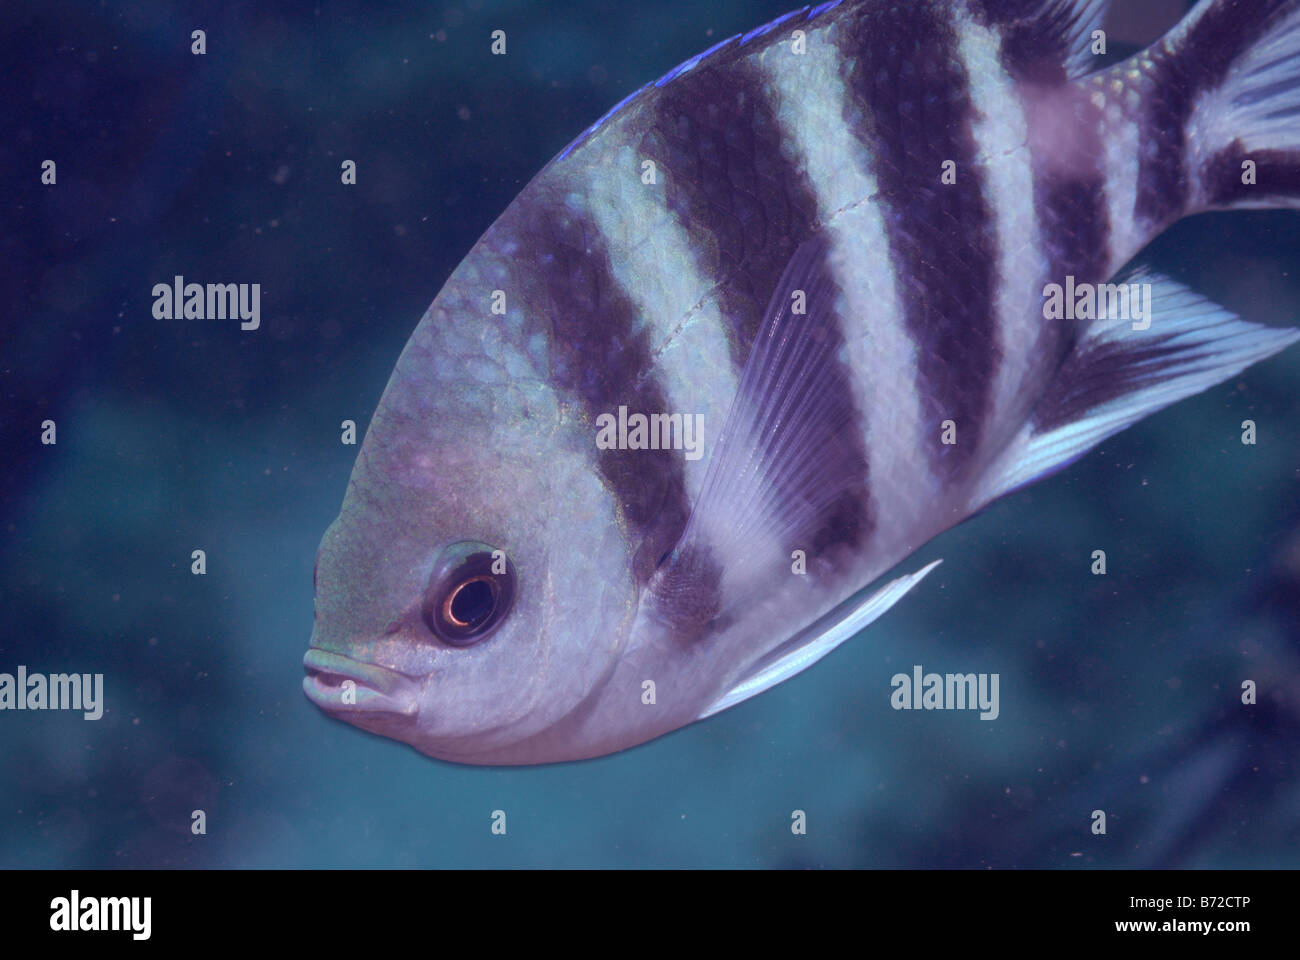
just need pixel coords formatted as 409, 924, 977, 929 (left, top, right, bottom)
302, 648, 421, 719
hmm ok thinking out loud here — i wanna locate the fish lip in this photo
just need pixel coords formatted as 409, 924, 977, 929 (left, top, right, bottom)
302, 648, 420, 718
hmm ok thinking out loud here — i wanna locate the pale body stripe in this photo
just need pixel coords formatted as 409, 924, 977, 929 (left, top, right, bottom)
757, 24, 934, 555
1087, 67, 1148, 274
558, 151, 739, 503
954, 12, 1053, 465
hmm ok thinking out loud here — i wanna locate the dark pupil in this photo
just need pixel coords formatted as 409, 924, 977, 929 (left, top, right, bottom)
450, 579, 494, 627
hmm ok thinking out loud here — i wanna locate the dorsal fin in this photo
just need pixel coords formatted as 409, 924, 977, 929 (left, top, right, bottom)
556, 1, 854, 163
972, 0, 1113, 81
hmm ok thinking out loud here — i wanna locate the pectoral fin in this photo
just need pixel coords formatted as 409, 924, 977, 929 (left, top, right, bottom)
700, 559, 943, 719
647, 233, 870, 637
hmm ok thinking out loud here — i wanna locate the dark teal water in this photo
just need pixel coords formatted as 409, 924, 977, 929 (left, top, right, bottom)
3, 0, 1297, 867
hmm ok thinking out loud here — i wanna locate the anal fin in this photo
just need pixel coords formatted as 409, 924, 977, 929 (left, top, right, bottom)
978, 268, 1300, 505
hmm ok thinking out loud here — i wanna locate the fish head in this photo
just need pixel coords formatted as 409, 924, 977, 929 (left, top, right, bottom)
304, 256, 643, 765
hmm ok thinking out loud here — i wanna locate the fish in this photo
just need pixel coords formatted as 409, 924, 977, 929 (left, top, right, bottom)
304, 0, 1300, 765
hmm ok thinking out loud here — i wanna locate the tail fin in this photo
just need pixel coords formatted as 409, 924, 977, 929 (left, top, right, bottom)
1163, 0, 1300, 214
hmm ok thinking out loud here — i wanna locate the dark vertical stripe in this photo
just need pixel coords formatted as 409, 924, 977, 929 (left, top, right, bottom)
637, 59, 821, 370
1034, 165, 1111, 361
631, 37, 871, 562
1137, 0, 1296, 225
491, 201, 690, 585
971, 0, 1099, 83
835, 0, 1002, 483
1037, 177, 1110, 287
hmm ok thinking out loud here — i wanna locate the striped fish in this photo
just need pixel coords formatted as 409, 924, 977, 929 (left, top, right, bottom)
305, 0, 1300, 765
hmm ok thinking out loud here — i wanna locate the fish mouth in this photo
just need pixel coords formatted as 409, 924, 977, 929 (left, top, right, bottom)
302, 648, 421, 719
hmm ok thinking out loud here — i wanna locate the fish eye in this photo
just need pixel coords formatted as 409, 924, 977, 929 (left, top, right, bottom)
423, 541, 515, 646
